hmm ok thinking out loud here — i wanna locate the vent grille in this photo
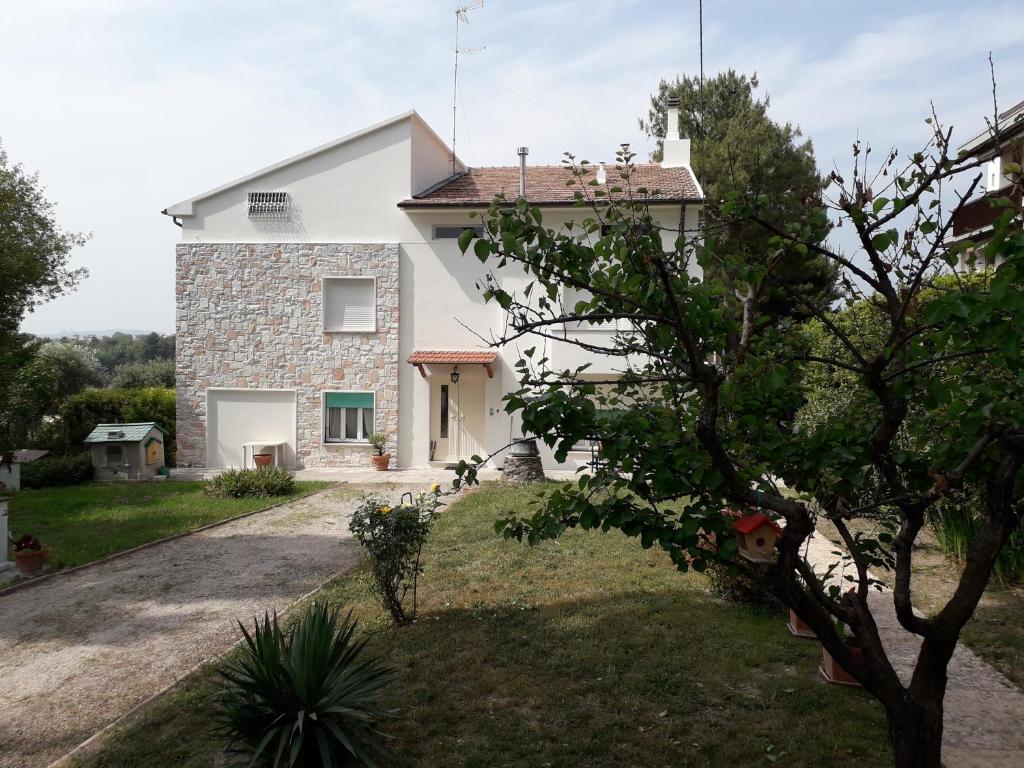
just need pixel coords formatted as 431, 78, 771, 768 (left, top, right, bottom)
247, 191, 289, 219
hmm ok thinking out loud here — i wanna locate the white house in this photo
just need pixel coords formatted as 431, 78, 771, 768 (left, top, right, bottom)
952, 97, 1023, 267
163, 104, 704, 471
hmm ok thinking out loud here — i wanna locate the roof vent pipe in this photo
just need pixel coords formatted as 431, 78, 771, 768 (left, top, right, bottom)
517, 146, 529, 197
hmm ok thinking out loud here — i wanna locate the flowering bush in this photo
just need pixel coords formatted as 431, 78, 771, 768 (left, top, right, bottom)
349, 485, 443, 623
12, 534, 43, 553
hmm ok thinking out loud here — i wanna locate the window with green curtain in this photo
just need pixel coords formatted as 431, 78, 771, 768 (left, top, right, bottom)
324, 391, 375, 442
325, 392, 374, 409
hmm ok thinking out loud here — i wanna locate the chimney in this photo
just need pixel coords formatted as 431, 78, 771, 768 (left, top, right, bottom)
661, 95, 691, 168
517, 146, 529, 197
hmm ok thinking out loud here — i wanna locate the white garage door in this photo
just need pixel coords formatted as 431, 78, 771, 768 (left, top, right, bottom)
206, 389, 297, 468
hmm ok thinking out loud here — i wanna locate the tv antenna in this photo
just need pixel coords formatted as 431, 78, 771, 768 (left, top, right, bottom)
452, 0, 485, 174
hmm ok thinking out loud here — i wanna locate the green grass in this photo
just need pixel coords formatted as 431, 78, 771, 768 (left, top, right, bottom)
72, 483, 891, 768
6, 480, 331, 572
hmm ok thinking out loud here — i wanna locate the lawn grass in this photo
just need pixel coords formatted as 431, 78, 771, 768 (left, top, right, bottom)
72, 482, 891, 768
5, 480, 331, 572
817, 517, 1024, 690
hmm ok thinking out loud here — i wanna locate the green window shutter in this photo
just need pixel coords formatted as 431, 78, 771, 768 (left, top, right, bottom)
325, 392, 374, 409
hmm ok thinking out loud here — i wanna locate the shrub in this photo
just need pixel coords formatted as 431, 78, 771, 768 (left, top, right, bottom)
20, 452, 94, 489
204, 466, 295, 499
349, 488, 442, 623
933, 491, 1024, 583
217, 601, 394, 767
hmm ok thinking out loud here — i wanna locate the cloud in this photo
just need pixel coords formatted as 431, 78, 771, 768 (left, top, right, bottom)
6, 0, 1024, 334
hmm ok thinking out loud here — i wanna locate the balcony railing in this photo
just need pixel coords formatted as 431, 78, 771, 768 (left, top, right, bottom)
952, 187, 1022, 237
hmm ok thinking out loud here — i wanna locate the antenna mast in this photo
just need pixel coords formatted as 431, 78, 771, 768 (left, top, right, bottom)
452, 0, 484, 174
698, 0, 704, 139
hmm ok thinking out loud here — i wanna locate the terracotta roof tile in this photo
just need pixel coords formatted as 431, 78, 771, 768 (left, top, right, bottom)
407, 350, 498, 365
400, 164, 701, 208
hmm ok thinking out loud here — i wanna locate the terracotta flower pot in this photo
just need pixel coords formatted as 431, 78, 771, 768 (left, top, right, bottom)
253, 453, 273, 468
787, 609, 817, 639
820, 646, 863, 686
370, 453, 391, 471
14, 549, 47, 578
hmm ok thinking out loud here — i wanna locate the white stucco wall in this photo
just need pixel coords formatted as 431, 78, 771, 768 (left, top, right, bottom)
0, 463, 20, 492
398, 205, 702, 469
174, 115, 456, 245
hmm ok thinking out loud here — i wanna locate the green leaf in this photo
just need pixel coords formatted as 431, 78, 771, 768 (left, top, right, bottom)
473, 239, 491, 261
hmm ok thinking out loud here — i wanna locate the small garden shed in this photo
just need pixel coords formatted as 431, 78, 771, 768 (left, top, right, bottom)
84, 422, 168, 481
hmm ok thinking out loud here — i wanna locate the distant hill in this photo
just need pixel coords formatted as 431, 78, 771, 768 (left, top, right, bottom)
35, 329, 165, 339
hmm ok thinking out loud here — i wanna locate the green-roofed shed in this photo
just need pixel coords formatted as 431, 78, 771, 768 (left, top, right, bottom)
84, 422, 168, 480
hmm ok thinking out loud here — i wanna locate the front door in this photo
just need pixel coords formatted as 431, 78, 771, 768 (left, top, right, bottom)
431, 369, 485, 462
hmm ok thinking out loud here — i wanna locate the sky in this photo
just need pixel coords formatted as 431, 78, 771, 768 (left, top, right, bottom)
5, 0, 1024, 335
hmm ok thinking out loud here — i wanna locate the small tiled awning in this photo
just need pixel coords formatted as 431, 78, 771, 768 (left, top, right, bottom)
407, 350, 498, 378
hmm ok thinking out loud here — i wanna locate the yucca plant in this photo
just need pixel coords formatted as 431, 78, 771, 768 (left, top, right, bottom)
216, 601, 394, 767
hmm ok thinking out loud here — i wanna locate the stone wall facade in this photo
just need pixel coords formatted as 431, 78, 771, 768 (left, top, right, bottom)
175, 243, 400, 468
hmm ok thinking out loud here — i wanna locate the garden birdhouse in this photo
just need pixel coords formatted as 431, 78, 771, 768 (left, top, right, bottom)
732, 512, 781, 563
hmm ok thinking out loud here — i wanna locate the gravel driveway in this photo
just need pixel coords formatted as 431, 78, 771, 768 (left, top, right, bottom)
0, 485, 411, 768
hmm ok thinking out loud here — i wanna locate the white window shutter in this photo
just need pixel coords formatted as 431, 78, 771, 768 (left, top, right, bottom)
324, 278, 376, 332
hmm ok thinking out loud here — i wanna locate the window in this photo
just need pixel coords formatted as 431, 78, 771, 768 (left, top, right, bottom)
105, 444, 123, 467
247, 191, 289, 219
433, 225, 483, 240
323, 277, 376, 332
324, 392, 375, 442
439, 384, 449, 438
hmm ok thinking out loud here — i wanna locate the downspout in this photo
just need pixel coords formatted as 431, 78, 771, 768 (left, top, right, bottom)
160, 208, 182, 228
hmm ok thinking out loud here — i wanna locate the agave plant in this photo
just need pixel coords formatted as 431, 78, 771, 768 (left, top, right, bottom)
217, 601, 394, 767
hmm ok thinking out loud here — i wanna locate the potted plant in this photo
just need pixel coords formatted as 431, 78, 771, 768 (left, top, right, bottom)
12, 534, 47, 578
787, 608, 817, 639
820, 623, 864, 686
369, 433, 390, 471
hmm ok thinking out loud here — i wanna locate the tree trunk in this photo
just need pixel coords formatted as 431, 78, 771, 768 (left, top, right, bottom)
888, 700, 944, 768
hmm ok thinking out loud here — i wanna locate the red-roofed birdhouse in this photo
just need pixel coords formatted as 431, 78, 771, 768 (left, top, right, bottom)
732, 512, 781, 563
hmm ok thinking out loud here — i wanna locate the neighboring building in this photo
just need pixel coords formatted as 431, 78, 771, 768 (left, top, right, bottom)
84, 423, 168, 480
163, 105, 704, 470
0, 450, 49, 492
952, 98, 1024, 266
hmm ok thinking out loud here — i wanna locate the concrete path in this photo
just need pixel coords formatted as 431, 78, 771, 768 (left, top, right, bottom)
0, 484, 421, 768
804, 533, 1024, 768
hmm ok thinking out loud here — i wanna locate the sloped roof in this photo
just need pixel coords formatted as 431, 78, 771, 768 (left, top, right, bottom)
163, 110, 460, 217
12, 449, 48, 463
958, 98, 1024, 156
732, 512, 782, 535
83, 423, 168, 444
399, 164, 702, 208
407, 350, 498, 365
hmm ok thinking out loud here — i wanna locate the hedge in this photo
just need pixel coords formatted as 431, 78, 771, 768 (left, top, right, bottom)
21, 452, 95, 489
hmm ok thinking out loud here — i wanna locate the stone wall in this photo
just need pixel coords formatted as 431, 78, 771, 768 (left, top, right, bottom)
175, 243, 400, 468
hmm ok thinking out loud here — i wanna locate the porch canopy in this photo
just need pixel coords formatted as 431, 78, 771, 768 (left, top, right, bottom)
408, 350, 498, 378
